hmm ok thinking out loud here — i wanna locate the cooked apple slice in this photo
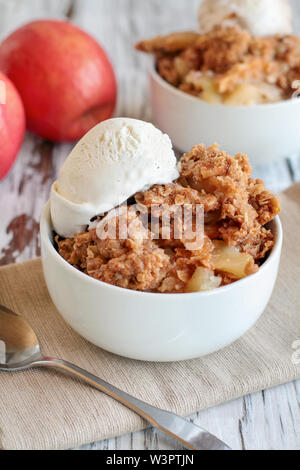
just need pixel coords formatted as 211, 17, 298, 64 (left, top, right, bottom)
185, 267, 222, 293
211, 240, 256, 279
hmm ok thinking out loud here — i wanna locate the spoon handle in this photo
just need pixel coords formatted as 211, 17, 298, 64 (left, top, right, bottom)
33, 357, 230, 451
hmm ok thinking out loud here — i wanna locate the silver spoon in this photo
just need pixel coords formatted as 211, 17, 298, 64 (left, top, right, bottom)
0, 304, 231, 451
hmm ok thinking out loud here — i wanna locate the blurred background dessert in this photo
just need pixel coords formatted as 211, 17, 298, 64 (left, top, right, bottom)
137, 0, 299, 107
135, 0, 300, 161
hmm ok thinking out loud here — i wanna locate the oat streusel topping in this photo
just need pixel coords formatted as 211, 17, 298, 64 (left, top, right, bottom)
56, 145, 280, 293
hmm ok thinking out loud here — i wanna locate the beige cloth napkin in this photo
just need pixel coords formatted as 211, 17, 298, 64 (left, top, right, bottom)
0, 184, 300, 450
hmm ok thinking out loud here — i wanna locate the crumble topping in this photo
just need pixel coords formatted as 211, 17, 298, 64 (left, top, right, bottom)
56, 145, 280, 293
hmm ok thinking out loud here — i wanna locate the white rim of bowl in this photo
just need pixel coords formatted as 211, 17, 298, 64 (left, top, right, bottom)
149, 63, 300, 110
40, 202, 283, 299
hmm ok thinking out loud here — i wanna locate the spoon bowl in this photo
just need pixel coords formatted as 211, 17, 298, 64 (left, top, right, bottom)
0, 305, 42, 369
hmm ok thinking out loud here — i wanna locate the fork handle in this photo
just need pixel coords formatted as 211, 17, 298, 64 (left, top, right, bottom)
33, 357, 230, 451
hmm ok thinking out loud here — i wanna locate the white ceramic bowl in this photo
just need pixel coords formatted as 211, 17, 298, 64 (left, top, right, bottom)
150, 65, 300, 165
40, 202, 282, 362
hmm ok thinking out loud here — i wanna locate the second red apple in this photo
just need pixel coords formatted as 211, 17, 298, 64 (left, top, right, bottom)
0, 20, 117, 142
0, 71, 25, 180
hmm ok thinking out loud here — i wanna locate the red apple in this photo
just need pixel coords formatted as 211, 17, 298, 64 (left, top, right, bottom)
0, 20, 117, 142
0, 71, 25, 180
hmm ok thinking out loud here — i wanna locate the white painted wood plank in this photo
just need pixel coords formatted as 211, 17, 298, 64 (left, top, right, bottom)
291, 0, 300, 33
0, 0, 73, 39
0, 135, 73, 265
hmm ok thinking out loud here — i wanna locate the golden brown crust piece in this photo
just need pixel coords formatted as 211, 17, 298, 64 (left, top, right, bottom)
195, 26, 251, 74
136, 31, 200, 53
248, 178, 281, 225
57, 211, 170, 292
135, 182, 219, 212
92, 243, 170, 291
179, 144, 256, 233
179, 144, 280, 259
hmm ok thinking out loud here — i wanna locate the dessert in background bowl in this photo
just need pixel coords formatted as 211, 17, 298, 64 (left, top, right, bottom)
137, 26, 300, 106
40, 118, 282, 361
136, 0, 300, 163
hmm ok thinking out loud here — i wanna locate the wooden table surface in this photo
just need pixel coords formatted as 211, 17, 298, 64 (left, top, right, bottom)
0, 0, 299, 451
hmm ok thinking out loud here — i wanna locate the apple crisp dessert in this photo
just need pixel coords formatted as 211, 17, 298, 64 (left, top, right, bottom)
56, 145, 280, 293
136, 26, 300, 105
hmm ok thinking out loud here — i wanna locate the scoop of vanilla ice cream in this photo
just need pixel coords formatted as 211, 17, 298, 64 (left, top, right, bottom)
198, 0, 293, 37
50, 118, 179, 237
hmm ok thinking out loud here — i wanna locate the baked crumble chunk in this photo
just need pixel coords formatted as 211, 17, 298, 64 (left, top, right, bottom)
136, 26, 300, 105
56, 145, 280, 293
